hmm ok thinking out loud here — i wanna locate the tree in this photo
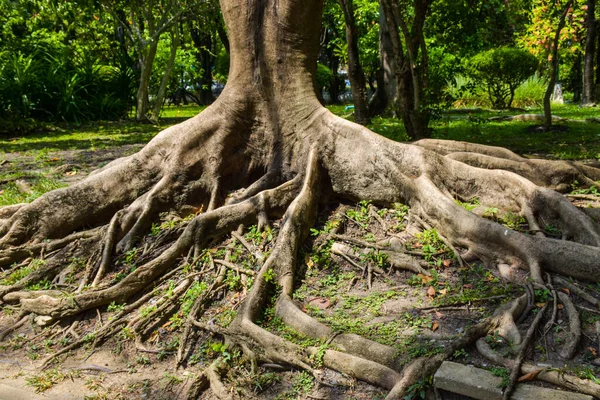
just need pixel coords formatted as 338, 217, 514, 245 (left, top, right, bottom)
339, 0, 371, 125
2, 1, 600, 398
582, 0, 597, 103
381, 0, 432, 139
102, 0, 190, 121
544, 0, 574, 130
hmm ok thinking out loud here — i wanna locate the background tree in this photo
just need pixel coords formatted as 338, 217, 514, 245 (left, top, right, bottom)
381, 0, 431, 139
582, 0, 597, 103
101, 0, 192, 121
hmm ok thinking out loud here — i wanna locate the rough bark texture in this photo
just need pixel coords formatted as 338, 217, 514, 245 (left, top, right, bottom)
339, 0, 371, 125
380, 0, 430, 139
544, 0, 572, 129
1, 0, 600, 398
583, 0, 597, 104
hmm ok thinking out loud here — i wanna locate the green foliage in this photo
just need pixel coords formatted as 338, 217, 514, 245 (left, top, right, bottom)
490, 367, 510, 388
512, 73, 547, 108
316, 62, 334, 92
467, 47, 538, 109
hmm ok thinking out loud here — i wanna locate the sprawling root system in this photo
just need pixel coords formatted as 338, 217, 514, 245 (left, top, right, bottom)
2, 0, 600, 398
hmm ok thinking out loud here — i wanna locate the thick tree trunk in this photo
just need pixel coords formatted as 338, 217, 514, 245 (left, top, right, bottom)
339, 0, 371, 125
583, 0, 596, 104
2, 1, 600, 398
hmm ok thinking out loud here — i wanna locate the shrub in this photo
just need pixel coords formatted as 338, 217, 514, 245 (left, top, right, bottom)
467, 47, 538, 109
316, 63, 334, 93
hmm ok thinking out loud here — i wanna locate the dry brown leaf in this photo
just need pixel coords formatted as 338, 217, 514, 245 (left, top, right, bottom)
517, 369, 543, 382
557, 304, 564, 309
435, 310, 444, 319
535, 302, 547, 308
462, 284, 473, 289
65, 170, 78, 176
431, 322, 439, 332
439, 288, 448, 295
442, 259, 452, 267
561, 288, 571, 295
418, 274, 434, 283
305, 254, 314, 268
427, 286, 436, 297
588, 347, 598, 357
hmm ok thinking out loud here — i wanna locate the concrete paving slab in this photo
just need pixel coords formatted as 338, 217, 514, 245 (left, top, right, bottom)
434, 361, 592, 400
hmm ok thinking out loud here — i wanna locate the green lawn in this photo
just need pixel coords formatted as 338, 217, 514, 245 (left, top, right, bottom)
328, 103, 600, 160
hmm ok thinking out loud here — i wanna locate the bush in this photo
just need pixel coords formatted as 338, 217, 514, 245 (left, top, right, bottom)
316, 63, 334, 93
467, 47, 538, 109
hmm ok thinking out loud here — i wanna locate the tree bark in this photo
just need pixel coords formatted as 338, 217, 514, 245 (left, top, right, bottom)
339, 0, 371, 125
191, 25, 216, 105
378, 3, 396, 110
135, 39, 159, 121
151, 24, 180, 120
380, 0, 431, 139
544, 0, 572, 130
583, 0, 597, 104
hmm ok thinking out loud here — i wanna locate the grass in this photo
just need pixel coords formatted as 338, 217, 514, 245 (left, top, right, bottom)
327, 103, 600, 160
0, 101, 598, 209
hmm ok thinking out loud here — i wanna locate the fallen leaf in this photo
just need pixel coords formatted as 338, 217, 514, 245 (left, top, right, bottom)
435, 310, 444, 319
418, 274, 433, 283
427, 286, 436, 297
462, 284, 473, 289
431, 322, 439, 332
561, 288, 570, 295
50, 157, 60, 161
588, 347, 598, 357
442, 259, 452, 267
517, 369, 543, 382
535, 302, 546, 308
305, 254, 314, 268
439, 288, 448, 295
557, 304, 564, 309
412, 242, 423, 248
65, 170, 78, 176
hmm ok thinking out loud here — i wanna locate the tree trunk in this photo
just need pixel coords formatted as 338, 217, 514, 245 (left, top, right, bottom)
191, 26, 216, 105
135, 39, 159, 121
544, 0, 572, 130
339, 0, 370, 125
151, 25, 180, 120
2, 1, 600, 398
583, 0, 596, 104
378, 3, 396, 110
380, 0, 431, 139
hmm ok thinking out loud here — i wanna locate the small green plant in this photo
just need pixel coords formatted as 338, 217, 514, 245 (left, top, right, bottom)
490, 367, 510, 388
404, 376, 433, 400
26, 368, 70, 393
264, 268, 275, 283
107, 301, 125, 313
